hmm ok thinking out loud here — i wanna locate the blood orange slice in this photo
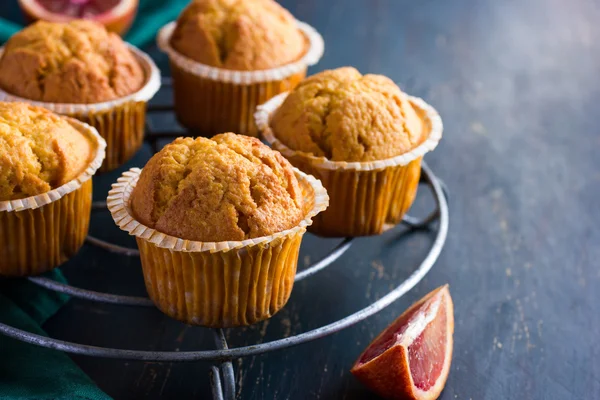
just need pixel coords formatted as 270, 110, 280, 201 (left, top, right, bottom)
351, 285, 454, 400
18, 0, 138, 36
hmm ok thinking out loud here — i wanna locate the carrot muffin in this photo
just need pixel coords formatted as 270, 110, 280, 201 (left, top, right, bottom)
170, 0, 307, 70
0, 102, 105, 277
270, 67, 424, 161
108, 133, 328, 327
257, 67, 443, 237
157, 0, 323, 137
0, 20, 145, 104
131, 133, 304, 242
0, 102, 92, 200
0, 20, 161, 172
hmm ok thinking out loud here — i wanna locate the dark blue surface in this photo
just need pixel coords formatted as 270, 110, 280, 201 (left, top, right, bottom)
2, 0, 600, 399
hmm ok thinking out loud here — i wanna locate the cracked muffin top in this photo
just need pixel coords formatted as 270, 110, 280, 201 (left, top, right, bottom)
0, 20, 145, 104
270, 67, 424, 162
0, 102, 94, 201
131, 133, 305, 242
170, 0, 306, 70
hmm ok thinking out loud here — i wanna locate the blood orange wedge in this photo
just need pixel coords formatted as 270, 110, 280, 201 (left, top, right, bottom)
351, 285, 454, 400
18, 0, 138, 36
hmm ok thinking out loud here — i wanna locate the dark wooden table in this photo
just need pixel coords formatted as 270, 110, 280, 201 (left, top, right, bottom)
4, 0, 600, 398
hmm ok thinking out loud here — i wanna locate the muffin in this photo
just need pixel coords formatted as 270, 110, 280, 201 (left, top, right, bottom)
108, 133, 328, 327
157, 0, 323, 137
131, 133, 305, 241
0, 20, 160, 172
256, 67, 443, 237
171, 0, 306, 71
0, 102, 106, 276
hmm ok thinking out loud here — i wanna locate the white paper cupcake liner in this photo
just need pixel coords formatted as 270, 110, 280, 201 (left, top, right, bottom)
107, 167, 329, 253
157, 19, 324, 85
255, 93, 444, 171
0, 118, 107, 212
0, 44, 161, 116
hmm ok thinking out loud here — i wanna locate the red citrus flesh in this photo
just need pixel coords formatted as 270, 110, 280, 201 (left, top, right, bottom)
18, 0, 138, 36
358, 303, 422, 363
34, 0, 121, 18
408, 297, 447, 391
351, 285, 454, 400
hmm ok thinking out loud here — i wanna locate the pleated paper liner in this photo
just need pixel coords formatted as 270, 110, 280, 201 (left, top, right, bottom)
0, 118, 106, 277
69, 100, 147, 172
255, 93, 443, 237
0, 45, 161, 172
108, 168, 328, 328
157, 20, 324, 138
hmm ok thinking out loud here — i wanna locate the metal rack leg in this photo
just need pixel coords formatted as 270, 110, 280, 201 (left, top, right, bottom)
212, 329, 236, 400
210, 366, 225, 400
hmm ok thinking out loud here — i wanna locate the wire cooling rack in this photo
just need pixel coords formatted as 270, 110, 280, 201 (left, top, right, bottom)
0, 78, 449, 400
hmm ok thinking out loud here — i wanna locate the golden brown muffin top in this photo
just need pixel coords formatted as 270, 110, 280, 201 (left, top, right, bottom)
0, 102, 93, 200
0, 20, 145, 104
170, 0, 306, 70
270, 67, 424, 162
131, 133, 305, 242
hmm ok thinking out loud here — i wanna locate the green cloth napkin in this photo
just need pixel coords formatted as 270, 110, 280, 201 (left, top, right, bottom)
0, 18, 20, 43
125, 0, 190, 47
0, 270, 111, 400
0, 0, 190, 47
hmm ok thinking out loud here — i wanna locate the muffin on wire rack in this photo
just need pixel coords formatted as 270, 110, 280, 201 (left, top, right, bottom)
0, 102, 106, 277
108, 133, 328, 328
157, 0, 323, 137
0, 20, 160, 172
255, 67, 443, 237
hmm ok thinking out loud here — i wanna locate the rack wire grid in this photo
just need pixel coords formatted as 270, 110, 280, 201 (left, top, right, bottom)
0, 78, 449, 400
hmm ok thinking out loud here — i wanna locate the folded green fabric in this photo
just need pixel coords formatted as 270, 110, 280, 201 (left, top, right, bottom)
126, 0, 189, 47
0, 0, 190, 46
0, 270, 111, 400
0, 18, 19, 42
